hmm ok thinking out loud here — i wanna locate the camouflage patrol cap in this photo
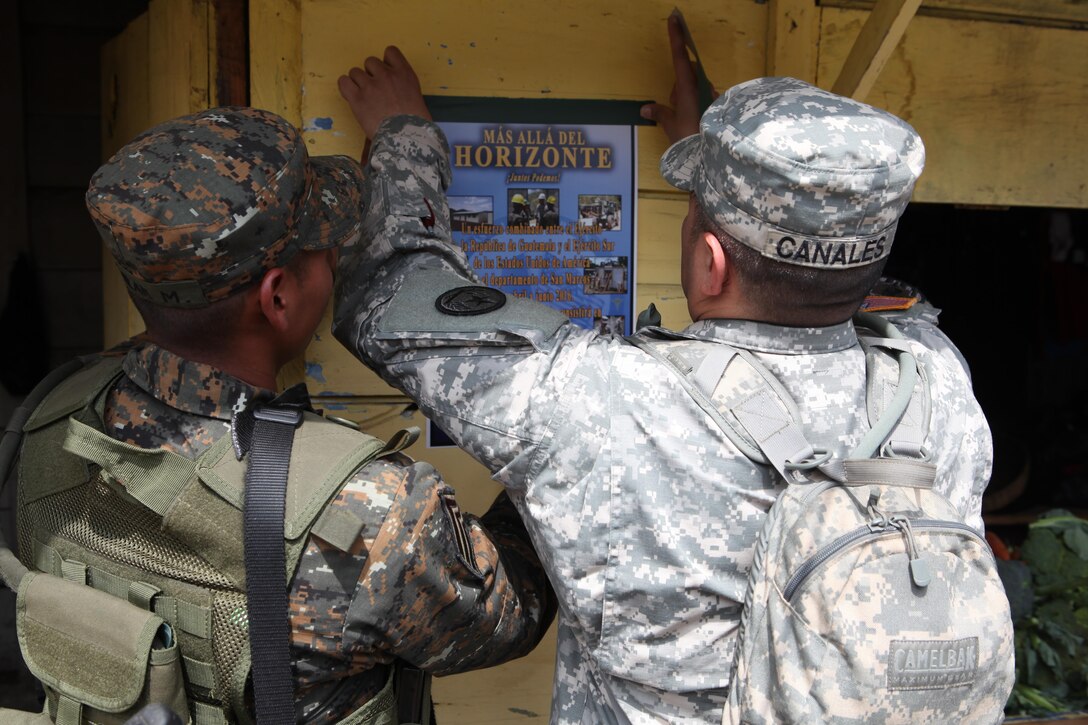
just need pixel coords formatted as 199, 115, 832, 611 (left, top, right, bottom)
87, 106, 363, 308
661, 77, 925, 269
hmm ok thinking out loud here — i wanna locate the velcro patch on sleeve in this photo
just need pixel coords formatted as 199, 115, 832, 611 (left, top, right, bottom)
377, 268, 568, 339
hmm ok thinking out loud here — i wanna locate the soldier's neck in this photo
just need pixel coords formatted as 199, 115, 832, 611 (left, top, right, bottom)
148, 334, 281, 392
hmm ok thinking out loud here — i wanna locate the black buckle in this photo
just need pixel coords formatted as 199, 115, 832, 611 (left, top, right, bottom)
253, 406, 303, 427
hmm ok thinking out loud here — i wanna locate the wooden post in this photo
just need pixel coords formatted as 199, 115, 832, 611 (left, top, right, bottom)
213, 0, 249, 106
766, 0, 821, 83
831, 0, 922, 100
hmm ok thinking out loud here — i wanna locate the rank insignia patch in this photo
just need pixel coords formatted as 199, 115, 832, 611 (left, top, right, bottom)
435, 286, 507, 316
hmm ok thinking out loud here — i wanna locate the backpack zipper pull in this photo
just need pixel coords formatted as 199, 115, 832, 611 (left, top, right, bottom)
891, 515, 931, 588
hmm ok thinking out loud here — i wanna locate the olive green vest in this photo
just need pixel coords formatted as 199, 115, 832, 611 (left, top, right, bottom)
14, 356, 402, 725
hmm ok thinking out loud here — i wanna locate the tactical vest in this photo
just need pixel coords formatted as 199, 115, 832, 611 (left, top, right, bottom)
14, 356, 399, 725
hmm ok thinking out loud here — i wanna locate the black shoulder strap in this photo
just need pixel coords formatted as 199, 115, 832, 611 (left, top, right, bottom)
244, 404, 303, 724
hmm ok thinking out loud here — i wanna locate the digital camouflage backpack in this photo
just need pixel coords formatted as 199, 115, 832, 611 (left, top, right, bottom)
629, 311, 1015, 724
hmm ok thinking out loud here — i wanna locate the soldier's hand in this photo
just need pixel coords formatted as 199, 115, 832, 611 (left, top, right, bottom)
640, 14, 704, 144
339, 46, 431, 140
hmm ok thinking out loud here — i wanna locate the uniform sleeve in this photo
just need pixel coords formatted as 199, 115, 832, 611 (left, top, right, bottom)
316, 455, 556, 675
332, 115, 606, 487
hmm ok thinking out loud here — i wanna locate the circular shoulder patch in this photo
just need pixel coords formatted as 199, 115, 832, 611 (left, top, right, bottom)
435, 286, 507, 316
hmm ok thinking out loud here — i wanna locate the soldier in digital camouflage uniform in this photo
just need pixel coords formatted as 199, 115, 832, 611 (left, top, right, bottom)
332, 31, 992, 725
18, 106, 555, 722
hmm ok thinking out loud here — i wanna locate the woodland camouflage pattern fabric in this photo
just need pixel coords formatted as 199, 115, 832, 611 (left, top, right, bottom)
333, 115, 993, 724
660, 77, 926, 270
100, 342, 554, 721
86, 107, 363, 307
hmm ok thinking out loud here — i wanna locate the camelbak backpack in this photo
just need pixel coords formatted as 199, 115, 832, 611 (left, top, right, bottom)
628, 311, 1015, 724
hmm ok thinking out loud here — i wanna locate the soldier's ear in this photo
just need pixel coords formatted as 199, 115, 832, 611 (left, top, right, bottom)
257, 266, 291, 333
700, 231, 728, 298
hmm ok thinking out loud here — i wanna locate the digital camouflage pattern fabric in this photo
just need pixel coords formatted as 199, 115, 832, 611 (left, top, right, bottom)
97, 341, 555, 720
660, 77, 926, 270
86, 107, 363, 307
333, 115, 993, 724
726, 466, 1014, 724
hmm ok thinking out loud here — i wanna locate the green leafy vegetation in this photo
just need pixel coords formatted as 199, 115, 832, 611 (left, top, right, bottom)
1004, 510, 1088, 716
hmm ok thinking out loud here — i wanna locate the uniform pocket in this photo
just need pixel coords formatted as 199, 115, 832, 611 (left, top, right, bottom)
16, 572, 189, 724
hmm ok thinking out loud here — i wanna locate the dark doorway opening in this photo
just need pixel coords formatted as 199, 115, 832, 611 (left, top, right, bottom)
887, 204, 1088, 520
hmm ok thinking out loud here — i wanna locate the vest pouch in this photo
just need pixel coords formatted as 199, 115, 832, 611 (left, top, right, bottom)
336, 667, 398, 725
16, 572, 190, 725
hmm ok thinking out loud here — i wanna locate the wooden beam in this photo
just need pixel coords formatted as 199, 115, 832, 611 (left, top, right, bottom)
148, 0, 212, 124
101, 13, 151, 347
823, 0, 1088, 30
766, 0, 821, 82
249, 0, 302, 126
831, 0, 922, 100
213, 0, 249, 106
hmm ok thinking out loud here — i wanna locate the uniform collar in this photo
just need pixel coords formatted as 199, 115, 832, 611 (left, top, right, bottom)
121, 343, 273, 421
680, 318, 858, 354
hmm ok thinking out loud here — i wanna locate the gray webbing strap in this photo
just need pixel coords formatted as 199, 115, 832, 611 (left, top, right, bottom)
62, 418, 196, 516
861, 333, 929, 459
877, 377, 927, 458
244, 405, 303, 725
380, 426, 421, 457
851, 312, 921, 461
693, 347, 736, 398
191, 700, 231, 725
732, 388, 815, 480
629, 312, 923, 483
55, 694, 81, 725
183, 655, 217, 690
627, 334, 815, 481
841, 458, 936, 489
625, 335, 765, 465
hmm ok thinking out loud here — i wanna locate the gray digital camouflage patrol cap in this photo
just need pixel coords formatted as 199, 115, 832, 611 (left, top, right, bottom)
660, 77, 925, 269
86, 106, 363, 308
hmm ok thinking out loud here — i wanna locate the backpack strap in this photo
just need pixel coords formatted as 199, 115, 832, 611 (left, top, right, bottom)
625, 334, 820, 482
856, 319, 931, 461
627, 312, 925, 482
850, 312, 923, 461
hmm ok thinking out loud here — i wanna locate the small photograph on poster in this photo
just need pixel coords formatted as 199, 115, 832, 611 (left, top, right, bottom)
593, 313, 626, 337
578, 194, 623, 231
507, 189, 534, 228
450, 196, 494, 232
584, 256, 629, 295
531, 190, 560, 228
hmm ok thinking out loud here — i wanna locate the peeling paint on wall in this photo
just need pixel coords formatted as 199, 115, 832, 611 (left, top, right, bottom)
305, 361, 327, 382
305, 117, 334, 131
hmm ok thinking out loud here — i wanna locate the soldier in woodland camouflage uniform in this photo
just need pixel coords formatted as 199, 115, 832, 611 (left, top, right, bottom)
18, 106, 555, 722
333, 26, 993, 725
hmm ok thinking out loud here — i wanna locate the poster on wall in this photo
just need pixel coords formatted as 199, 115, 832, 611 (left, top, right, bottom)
439, 120, 637, 337
425, 119, 638, 447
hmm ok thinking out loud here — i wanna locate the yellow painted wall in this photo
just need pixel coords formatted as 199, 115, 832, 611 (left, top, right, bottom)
100, 1, 1088, 720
